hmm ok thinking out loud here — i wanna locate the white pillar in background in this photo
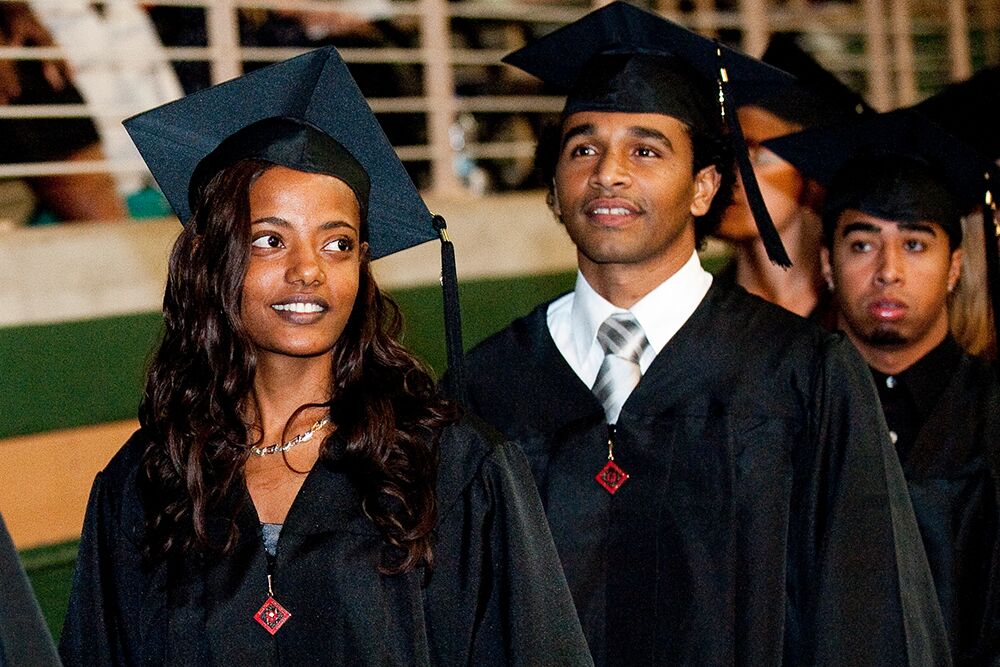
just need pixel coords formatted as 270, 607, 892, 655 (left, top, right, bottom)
862, 0, 894, 110
889, 0, 917, 106
420, 0, 461, 194
738, 0, 769, 58
206, 0, 241, 85
985, 0, 1000, 66
946, 0, 973, 81
691, 0, 717, 39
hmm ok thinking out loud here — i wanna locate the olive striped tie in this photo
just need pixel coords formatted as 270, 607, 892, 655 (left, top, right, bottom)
592, 312, 649, 424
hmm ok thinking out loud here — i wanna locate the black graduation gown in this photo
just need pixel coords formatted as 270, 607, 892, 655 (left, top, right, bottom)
59, 418, 593, 666
462, 280, 949, 666
882, 349, 1000, 665
0, 513, 60, 666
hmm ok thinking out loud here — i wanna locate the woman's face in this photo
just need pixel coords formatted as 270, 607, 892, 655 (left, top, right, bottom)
715, 106, 805, 242
240, 165, 364, 361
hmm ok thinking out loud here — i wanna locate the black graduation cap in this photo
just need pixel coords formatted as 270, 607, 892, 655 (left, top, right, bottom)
502, 0, 796, 267
733, 33, 873, 127
764, 109, 987, 215
911, 67, 1000, 162
123, 46, 467, 397
124, 46, 433, 260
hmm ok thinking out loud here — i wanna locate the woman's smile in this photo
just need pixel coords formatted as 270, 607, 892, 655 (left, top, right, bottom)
270, 295, 331, 322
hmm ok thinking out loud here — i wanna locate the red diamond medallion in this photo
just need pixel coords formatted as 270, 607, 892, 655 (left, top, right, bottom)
254, 596, 291, 635
595, 459, 629, 494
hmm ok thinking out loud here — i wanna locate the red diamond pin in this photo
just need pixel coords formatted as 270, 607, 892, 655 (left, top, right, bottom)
254, 596, 291, 635
595, 459, 629, 494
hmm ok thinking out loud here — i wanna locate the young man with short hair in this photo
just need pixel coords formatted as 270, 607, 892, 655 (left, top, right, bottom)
776, 112, 1000, 665
460, 4, 948, 665
769, 110, 1000, 665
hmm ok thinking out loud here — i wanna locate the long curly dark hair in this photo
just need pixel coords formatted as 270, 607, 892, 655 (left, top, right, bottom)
138, 158, 456, 574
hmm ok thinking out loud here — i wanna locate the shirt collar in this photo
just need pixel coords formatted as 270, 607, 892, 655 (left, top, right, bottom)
569, 250, 712, 361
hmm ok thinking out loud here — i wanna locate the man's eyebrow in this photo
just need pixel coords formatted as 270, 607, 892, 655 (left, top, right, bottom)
897, 221, 937, 236
840, 221, 881, 236
561, 123, 595, 148
629, 126, 674, 150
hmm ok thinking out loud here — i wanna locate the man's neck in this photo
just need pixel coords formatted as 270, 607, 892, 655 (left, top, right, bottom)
579, 250, 693, 309
733, 211, 822, 317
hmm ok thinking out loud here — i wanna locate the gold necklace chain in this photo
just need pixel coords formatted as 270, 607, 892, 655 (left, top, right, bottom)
250, 417, 330, 457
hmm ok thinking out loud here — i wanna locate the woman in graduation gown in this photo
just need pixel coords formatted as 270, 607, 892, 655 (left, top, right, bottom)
59, 47, 590, 666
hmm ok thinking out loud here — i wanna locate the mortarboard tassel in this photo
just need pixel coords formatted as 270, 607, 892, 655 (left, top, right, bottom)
715, 45, 792, 268
982, 168, 1000, 357
433, 215, 467, 405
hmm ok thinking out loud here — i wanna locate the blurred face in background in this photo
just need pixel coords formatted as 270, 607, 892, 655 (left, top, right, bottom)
715, 106, 806, 242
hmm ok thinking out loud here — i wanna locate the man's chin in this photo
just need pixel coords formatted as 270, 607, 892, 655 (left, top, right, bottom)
864, 325, 909, 348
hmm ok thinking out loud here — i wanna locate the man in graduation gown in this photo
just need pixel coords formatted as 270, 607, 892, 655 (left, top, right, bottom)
459, 4, 948, 665
768, 110, 1000, 665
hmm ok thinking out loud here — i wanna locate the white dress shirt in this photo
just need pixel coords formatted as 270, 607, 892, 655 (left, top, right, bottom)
547, 251, 713, 388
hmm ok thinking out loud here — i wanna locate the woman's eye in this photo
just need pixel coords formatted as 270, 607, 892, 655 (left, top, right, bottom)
251, 234, 282, 249
325, 238, 353, 253
569, 144, 596, 157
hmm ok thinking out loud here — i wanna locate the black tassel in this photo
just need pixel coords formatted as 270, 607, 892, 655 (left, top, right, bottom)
982, 168, 1000, 358
715, 44, 792, 268
433, 215, 467, 405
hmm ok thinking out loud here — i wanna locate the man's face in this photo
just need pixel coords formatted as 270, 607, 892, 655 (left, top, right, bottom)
715, 106, 805, 242
822, 210, 962, 357
552, 111, 720, 275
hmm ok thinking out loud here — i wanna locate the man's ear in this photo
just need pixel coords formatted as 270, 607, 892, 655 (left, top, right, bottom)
548, 181, 561, 219
820, 246, 835, 292
690, 165, 721, 218
947, 247, 963, 292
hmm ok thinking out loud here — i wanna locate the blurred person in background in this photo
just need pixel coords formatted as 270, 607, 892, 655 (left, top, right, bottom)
910, 66, 1000, 361
713, 33, 871, 319
0, 2, 127, 222
149, 2, 426, 185
951, 213, 997, 360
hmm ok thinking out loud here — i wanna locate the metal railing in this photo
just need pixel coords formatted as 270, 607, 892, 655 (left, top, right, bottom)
0, 0, 997, 197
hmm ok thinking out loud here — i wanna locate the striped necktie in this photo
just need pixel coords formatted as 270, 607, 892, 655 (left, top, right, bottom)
592, 312, 650, 424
